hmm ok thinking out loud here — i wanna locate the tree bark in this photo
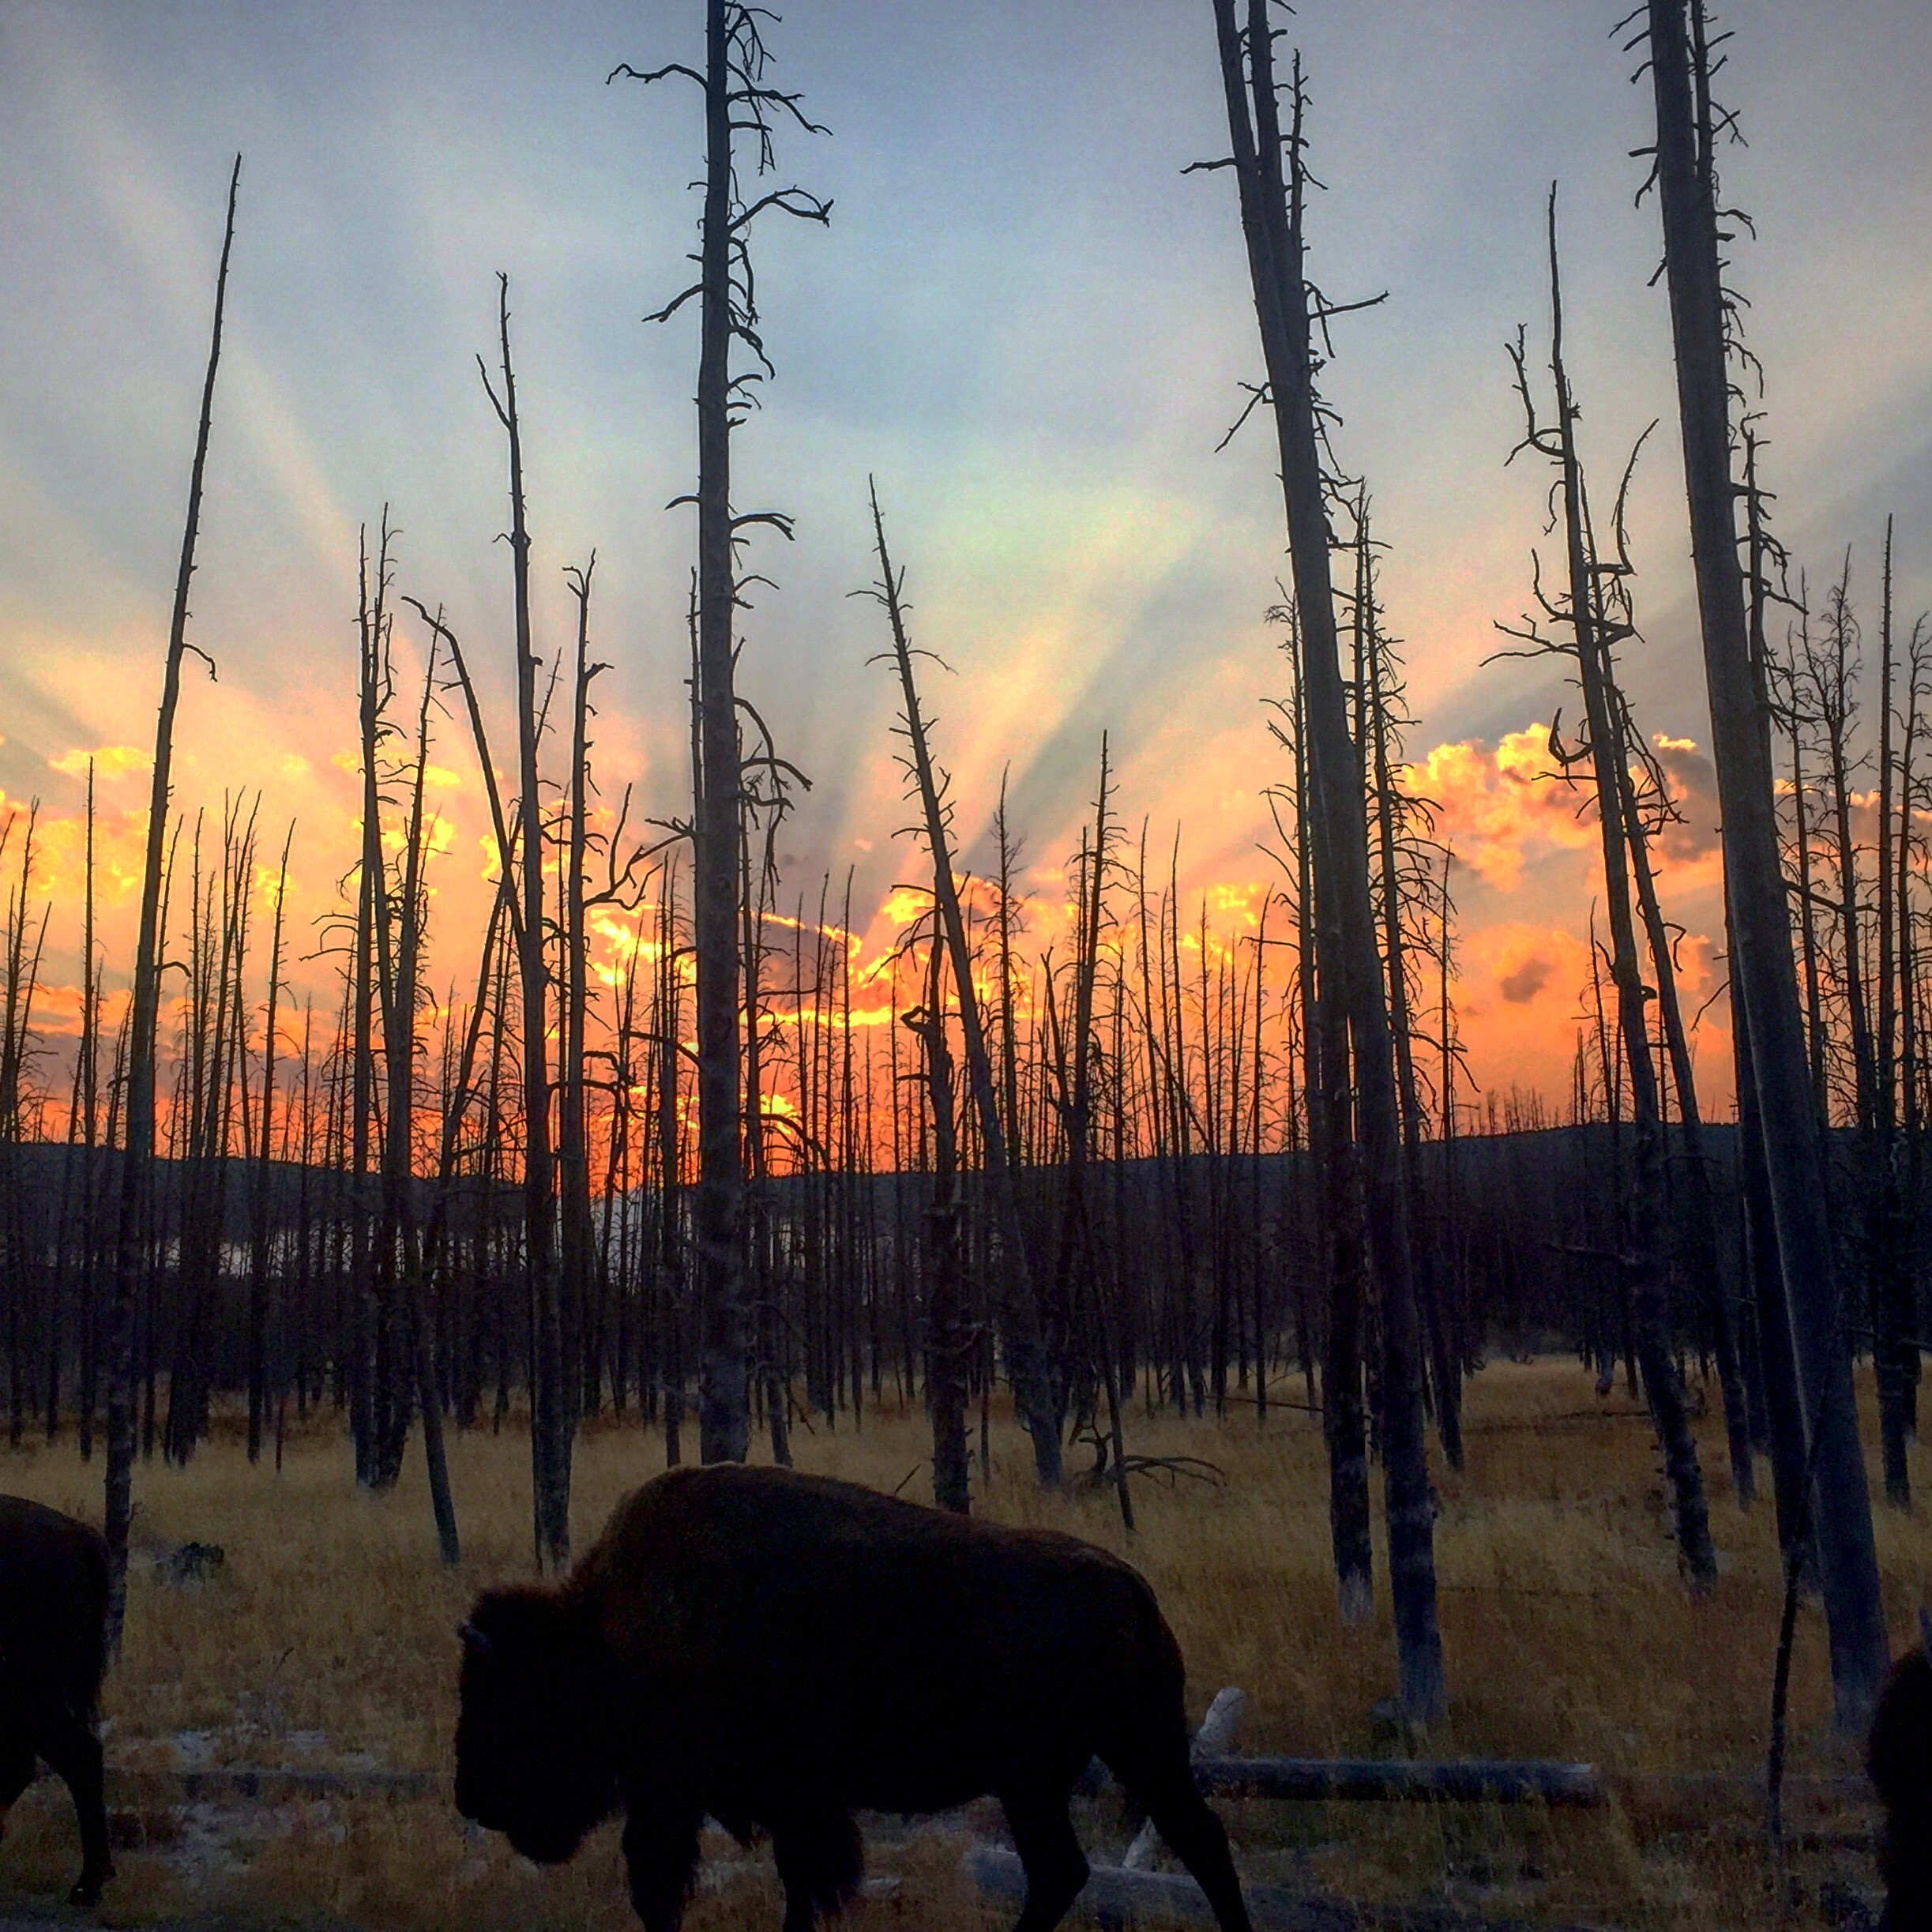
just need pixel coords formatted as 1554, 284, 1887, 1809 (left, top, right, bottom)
1209, 3, 1443, 1717
1643, 0, 1886, 1724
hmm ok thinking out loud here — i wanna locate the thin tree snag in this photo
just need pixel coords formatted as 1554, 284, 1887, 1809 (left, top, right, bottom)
479, 273, 569, 1569
1208, 2, 1443, 1717
1872, 517, 1912, 1509
866, 481, 1062, 1487
105, 153, 240, 1652
1640, 0, 1887, 1725
246, 825, 292, 1466
1359, 517, 1463, 1473
907, 904, 970, 1514
615, 0, 829, 1465
391, 634, 460, 1562
560, 556, 602, 1440
1502, 192, 1714, 1588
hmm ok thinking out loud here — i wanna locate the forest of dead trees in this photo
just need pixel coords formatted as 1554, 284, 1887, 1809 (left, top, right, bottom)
0, 0, 1924, 1726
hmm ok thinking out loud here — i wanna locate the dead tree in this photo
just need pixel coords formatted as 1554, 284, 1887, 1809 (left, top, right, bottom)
382, 633, 460, 1561
350, 517, 395, 1485
1635, 0, 1886, 1722
865, 481, 1062, 1485
246, 827, 293, 1463
1870, 522, 1912, 1507
905, 905, 971, 1514
105, 155, 239, 1648
1207, 2, 1444, 1717
1358, 511, 1463, 1472
479, 274, 569, 1568
558, 558, 602, 1428
1498, 192, 1714, 1584
614, 0, 829, 1464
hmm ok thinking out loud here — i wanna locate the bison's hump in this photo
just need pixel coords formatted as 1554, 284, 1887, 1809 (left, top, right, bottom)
586, 1463, 1143, 1582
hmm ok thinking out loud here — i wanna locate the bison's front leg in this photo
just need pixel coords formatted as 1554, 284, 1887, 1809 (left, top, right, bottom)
620, 1799, 702, 1932
769, 1803, 863, 1932
998, 1783, 1090, 1932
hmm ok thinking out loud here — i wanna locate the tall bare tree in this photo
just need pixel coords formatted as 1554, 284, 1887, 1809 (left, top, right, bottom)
1637, 0, 1886, 1720
105, 156, 239, 1647
1208, 2, 1444, 1719
1499, 194, 1713, 1584
615, 0, 829, 1464
866, 482, 1063, 1485
479, 275, 569, 1566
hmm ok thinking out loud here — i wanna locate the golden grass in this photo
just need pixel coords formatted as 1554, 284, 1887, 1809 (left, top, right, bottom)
0, 1359, 1927, 1930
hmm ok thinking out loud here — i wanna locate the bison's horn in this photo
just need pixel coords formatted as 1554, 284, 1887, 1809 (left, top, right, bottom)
458, 1622, 492, 1656
1919, 1603, 1931, 1663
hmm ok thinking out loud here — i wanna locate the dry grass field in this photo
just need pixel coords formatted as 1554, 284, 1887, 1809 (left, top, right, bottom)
1, 1359, 1927, 1932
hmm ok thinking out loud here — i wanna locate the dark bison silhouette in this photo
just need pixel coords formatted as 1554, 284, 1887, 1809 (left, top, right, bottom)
1870, 1608, 1932, 1932
0, 1495, 113, 1908
456, 1463, 1253, 1932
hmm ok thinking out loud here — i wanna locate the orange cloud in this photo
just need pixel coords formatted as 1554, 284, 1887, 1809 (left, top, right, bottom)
1402, 725, 1596, 891
47, 743, 152, 781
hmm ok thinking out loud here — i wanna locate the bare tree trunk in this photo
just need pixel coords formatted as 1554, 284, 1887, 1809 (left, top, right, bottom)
246, 828, 291, 1464
559, 561, 600, 1430
866, 483, 1062, 1485
1361, 520, 1462, 1471
911, 910, 971, 1515
1209, 2, 1443, 1717
1511, 199, 1712, 1583
682, 1, 818, 1463
106, 156, 239, 1649
1642, 0, 1886, 1723
480, 274, 569, 1568
1872, 521, 1911, 1506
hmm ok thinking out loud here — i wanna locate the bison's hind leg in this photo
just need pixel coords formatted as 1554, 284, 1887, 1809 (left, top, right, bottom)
769, 1804, 861, 1932
36, 1710, 112, 1908
1102, 1746, 1252, 1932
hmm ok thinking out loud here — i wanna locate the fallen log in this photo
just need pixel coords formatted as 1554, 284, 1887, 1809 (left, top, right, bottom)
1193, 1757, 1604, 1807
963, 1844, 1620, 1931
966, 1843, 1357, 1932
97, 1765, 435, 1804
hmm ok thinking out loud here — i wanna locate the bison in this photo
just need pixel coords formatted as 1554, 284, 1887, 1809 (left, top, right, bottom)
0, 1495, 113, 1908
456, 1463, 1253, 1932
1870, 1607, 1932, 1932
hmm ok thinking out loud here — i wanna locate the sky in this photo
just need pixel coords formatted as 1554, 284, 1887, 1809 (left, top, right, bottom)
1, 1, 1929, 1118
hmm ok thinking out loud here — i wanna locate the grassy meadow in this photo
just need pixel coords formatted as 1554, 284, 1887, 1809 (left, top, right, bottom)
0, 1358, 1926, 1932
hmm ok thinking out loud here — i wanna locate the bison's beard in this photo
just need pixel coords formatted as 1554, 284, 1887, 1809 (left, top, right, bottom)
455, 1765, 616, 1867
504, 1813, 595, 1866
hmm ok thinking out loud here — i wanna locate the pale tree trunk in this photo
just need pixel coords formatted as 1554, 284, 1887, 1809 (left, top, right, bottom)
1643, 0, 1886, 1724
1209, 2, 1443, 1717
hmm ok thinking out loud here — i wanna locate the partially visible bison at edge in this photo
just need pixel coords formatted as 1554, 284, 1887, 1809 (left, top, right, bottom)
455, 1464, 1254, 1932
0, 1495, 114, 1908
1869, 1609, 1932, 1932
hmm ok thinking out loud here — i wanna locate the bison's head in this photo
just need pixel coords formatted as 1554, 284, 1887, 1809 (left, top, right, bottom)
454, 1588, 620, 1865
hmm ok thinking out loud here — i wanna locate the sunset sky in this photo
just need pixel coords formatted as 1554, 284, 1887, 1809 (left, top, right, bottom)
2, 2, 1929, 1118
